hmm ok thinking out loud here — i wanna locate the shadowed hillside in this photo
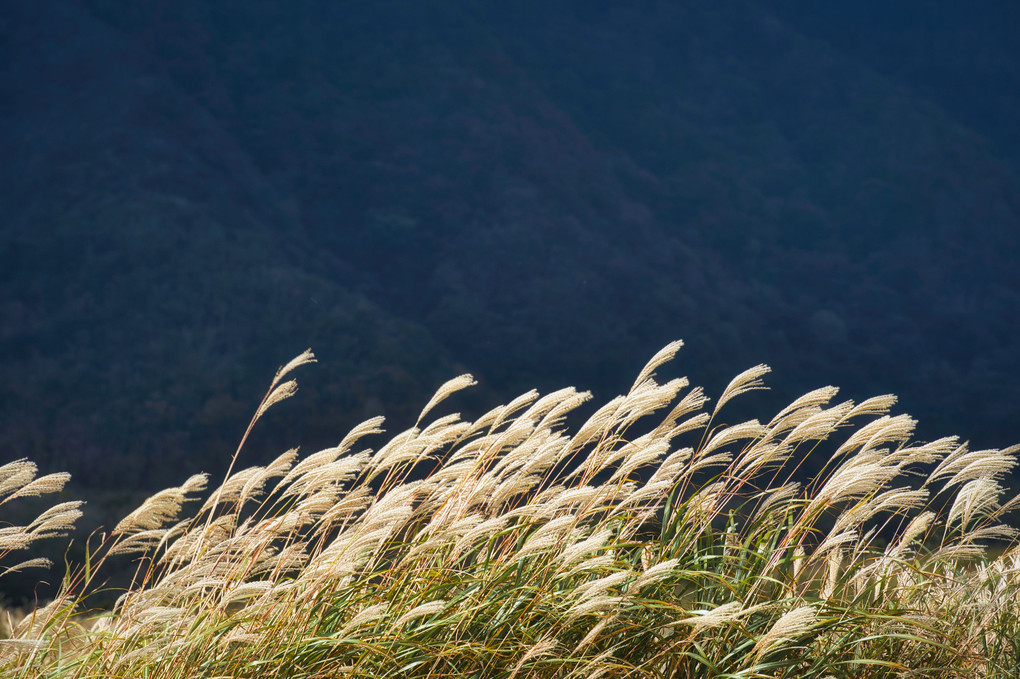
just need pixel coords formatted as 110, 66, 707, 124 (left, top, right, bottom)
1, 0, 1018, 508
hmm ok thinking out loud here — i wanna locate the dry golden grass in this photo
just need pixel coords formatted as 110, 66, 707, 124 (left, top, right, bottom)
1, 341, 1018, 677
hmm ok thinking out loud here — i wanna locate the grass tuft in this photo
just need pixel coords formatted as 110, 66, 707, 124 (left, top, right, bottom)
2, 343, 1019, 677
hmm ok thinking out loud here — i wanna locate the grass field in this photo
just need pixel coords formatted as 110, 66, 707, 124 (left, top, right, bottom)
2, 342, 1019, 677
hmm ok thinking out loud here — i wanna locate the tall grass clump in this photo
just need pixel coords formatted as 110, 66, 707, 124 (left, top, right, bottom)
2, 341, 1019, 677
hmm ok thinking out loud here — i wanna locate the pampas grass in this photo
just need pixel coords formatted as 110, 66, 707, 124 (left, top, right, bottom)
2, 342, 1020, 677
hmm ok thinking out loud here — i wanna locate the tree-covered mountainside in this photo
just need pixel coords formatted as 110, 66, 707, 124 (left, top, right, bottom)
765, 0, 1020, 162
1, 0, 1018, 501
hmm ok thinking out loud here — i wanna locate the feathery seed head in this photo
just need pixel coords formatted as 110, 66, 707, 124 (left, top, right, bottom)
566, 595, 624, 621
632, 558, 680, 591
5, 473, 71, 502
0, 460, 37, 501
340, 603, 389, 635
630, 339, 684, 392
948, 478, 1003, 531
752, 605, 818, 659
677, 601, 747, 629
572, 570, 633, 604
394, 600, 447, 627
714, 364, 770, 415
416, 374, 476, 424
558, 528, 613, 570
27, 501, 84, 538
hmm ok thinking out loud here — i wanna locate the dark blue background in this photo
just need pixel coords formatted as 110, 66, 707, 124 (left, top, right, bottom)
2, 0, 1018, 500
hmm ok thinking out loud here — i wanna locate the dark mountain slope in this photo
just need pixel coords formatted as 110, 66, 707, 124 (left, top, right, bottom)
0, 1, 461, 488
765, 0, 1020, 163
1, 0, 1018, 502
